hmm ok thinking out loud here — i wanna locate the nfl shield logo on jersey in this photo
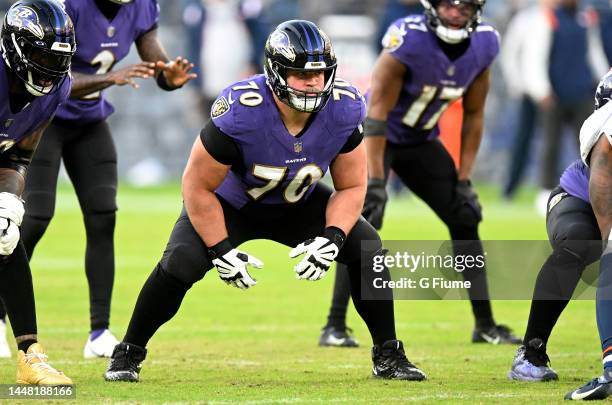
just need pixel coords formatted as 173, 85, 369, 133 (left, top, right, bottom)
4, 119, 13, 128
294, 142, 303, 153
107, 25, 115, 38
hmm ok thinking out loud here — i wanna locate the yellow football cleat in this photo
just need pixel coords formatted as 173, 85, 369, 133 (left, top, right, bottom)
16, 343, 72, 385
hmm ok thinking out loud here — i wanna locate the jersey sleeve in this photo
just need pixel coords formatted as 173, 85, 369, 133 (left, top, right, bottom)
209, 88, 237, 138
199, 120, 240, 166
381, 16, 425, 66
331, 79, 366, 149
475, 25, 501, 70
339, 125, 364, 153
137, 0, 160, 36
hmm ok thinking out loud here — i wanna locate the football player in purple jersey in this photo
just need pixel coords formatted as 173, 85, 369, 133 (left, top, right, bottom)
0, 0, 75, 384
0, 0, 197, 360
319, 0, 522, 348
104, 20, 427, 383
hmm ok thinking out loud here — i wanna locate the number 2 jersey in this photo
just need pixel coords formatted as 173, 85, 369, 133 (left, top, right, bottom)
381, 14, 499, 146
202, 74, 365, 210
55, 0, 159, 124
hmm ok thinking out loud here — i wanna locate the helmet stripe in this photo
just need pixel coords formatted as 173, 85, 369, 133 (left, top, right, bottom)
46, 1, 63, 44
307, 24, 323, 62
298, 22, 314, 62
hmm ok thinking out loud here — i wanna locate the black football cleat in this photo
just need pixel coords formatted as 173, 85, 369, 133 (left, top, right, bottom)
372, 340, 426, 381
565, 376, 612, 400
104, 342, 147, 382
472, 324, 522, 345
319, 326, 359, 348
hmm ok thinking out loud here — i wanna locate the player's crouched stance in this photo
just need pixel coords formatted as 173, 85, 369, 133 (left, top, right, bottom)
563, 71, 612, 400
0, 0, 75, 384
104, 20, 426, 383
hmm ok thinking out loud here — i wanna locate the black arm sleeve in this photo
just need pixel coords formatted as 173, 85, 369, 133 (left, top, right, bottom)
199, 120, 240, 166
339, 125, 364, 154
0, 146, 33, 178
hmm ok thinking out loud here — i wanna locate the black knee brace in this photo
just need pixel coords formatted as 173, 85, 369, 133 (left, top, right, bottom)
160, 242, 210, 287
82, 185, 117, 215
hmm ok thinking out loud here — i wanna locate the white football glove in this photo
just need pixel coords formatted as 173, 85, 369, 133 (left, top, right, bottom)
212, 248, 264, 289
289, 237, 339, 281
0, 192, 24, 256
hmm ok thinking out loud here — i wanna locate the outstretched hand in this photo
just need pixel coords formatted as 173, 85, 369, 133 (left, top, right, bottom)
155, 56, 197, 88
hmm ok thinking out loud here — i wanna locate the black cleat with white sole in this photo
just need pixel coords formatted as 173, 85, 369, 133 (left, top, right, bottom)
472, 324, 522, 345
104, 342, 147, 382
372, 340, 426, 381
565, 375, 612, 401
319, 326, 359, 348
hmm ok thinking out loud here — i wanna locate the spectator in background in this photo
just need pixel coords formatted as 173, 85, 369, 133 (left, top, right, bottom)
522, 0, 608, 215
239, 0, 269, 74
374, 0, 422, 49
501, 0, 555, 199
182, 0, 206, 89
588, 0, 612, 62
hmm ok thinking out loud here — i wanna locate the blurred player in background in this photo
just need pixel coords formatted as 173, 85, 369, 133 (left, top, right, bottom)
104, 20, 427, 383
319, 0, 522, 348
0, 0, 75, 384
0, 0, 196, 359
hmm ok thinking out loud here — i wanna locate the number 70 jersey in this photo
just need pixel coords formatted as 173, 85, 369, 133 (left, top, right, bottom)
54, 0, 159, 124
382, 15, 499, 146
211, 74, 365, 209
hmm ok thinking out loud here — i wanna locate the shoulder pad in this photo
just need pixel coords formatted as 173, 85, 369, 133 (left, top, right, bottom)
382, 15, 428, 57
211, 76, 269, 137
328, 78, 366, 128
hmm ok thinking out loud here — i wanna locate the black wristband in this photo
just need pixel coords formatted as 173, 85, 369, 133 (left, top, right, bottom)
323, 226, 346, 249
156, 72, 179, 91
208, 238, 233, 259
368, 178, 386, 188
364, 117, 387, 137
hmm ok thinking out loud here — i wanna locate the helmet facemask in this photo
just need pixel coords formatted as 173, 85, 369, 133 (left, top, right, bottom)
421, 0, 485, 44
106, 0, 133, 4
3, 33, 72, 96
266, 59, 336, 113
1, 0, 75, 97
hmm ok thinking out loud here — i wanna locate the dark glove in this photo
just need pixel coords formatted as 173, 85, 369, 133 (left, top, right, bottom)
362, 178, 388, 230
456, 179, 482, 222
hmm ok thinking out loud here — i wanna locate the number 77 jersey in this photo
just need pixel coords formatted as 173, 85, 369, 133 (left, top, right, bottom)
382, 14, 499, 146
54, 0, 160, 124
211, 74, 365, 209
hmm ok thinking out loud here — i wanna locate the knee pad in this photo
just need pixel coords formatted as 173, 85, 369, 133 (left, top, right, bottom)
161, 242, 209, 286
23, 191, 55, 220
555, 222, 602, 266
447, 202, 482, 229
82, 185, 117, 215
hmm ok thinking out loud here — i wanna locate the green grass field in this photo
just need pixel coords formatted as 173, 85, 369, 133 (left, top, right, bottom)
0, 183, 603, 404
